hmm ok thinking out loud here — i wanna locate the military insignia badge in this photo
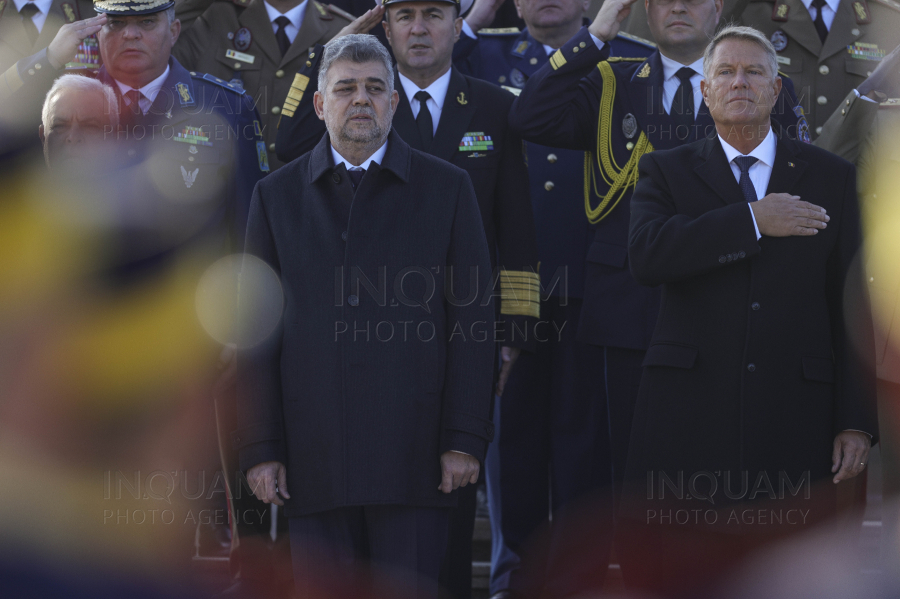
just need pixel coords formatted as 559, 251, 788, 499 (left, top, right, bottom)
772, 2, 789, 21
622, 113, 638, 139
189, 145, 198, 154
852, 0, 871, 24
65, 36, 100, 70
181, 166, 199, 189
793, 105, 811, 143
457, 92, 468, 105
233, 27, 252, 51
770, 30, 788, 52
253, 120, 263, 137
847, 41, 884, 60
61, 2, 77, 22
512, 41, 530, 57
459, 133, 494, 152
176, 83, 194, 107
510, 68, 526, 88
175, 126, 213, 146
165, 108, 173, 119
637, 63, 651, 78
256, 141, 270, 172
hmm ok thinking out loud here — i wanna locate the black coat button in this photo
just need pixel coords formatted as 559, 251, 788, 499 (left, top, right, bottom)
747, 363, 756, 372
719, 255, 726, 263
751, 302, 760, 310
348, 294, 359, 306
738, 251, 746, 258
726, 254, 733, 262
341, 231, 348, 241
332, 172, 341, 184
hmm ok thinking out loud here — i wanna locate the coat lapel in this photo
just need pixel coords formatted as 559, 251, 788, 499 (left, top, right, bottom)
777, 0, 822, 57
282, 0, 328, 67
392, 74, 423, 151
240, 0, 282, 67
694, 136, 747, 206
765, 136, 806, 195
0, 8, 32, 57
431, 68, 476, 162
821, 0, 861, 61
624, 52, 673, 150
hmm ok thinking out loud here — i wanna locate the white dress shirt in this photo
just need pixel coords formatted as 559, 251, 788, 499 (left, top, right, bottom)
12, 0, 53, 34
718, 128, 777, 240
398, 69, 452, 136
800, 0, 839, 31
115, 66, 171, 114
264, 0, 307, 44
331, 139, 388, 170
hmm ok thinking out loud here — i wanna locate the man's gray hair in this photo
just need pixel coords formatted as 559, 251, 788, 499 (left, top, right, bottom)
703, 25, 779, 81
317, 34, 395, 94
42, 74, 120, 129
164, 6, 176, 24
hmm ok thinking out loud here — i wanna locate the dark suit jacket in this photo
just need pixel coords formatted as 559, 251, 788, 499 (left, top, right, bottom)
623, 133, 877, 523
276, 63, 540, 349
510, 26, 806, 351
235, 130, 496, 516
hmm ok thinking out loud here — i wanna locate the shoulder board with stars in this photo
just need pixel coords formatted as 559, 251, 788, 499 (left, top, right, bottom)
500, 85, 522, 96
194, 72, 247, 94
871, 0, 900, 13
616, 31, 657, 48
478, 27, 520, 35
606, 56, 647, 62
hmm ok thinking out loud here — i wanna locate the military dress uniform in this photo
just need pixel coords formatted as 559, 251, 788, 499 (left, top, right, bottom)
740, 0, 900, 137
173, 0, 353, 170
453, 25, 654, 597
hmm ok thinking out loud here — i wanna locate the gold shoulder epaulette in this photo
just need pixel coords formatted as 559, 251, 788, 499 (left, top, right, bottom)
615, 31, 657, 47
325, 3, 355, 21
880, 98, 900, 106
281, 73, 309, 118
478, 27, 520, 34
606, 56, 647, 63
501, 85, 522, 96
871, 0, 900, 13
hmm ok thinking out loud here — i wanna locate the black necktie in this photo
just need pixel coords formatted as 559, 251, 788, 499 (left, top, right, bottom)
19, 2, 40, 46
274, 16, 291, 57
348, 166, 365, 189
734, 156, 759, 202
671, 67, 695, 138
811, 0, 829, 44
125, 89, 145, 114
414, 90, 434, 151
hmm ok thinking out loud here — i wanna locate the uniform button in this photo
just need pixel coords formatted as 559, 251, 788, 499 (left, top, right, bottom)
544, 181, 554, 191
852, 28, 861, 36
819, 65, 829, 75
190, 71, 197, 76
747, 363, 756, 372
332, 172, 341, 184
498, 75, 507, 83
719, 255, 726, 263
579, 41, 586, 48
234, 62, 241, 69
846, 99, 851, 105
27, 69, 34, 75
751, 302, 760, 310
35, 63, 41, 70
189, 156, 195, 162
817, 96, 827, 105
341, 231, 348, 241
842, 109, 846, 115
870, 276, 875, 283
816, 126, 823, 135
738, 251, 746, 258
547, 153, 557, 163
275, 69, 285, 78
626, 141, 634, 150
271, 105, 281, 115
309, 52, 315, 59
868, 71, 873, 77
529, 57, 538, 65
572, 46, 579, 53
268, 143, 275, 152
306, 61, 312, 67
348, 294, 359, 306
726, 254, 733, 262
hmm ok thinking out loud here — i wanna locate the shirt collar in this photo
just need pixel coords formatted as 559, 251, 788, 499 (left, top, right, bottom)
12, 0, 52, 13
398, 68, 452, 110
799, 0, 840, 13
718, 127, 777, 168
331, 139, 389, 171
114, 65, 171, 104
660, 53, 705, 82
263, 0, 308, 27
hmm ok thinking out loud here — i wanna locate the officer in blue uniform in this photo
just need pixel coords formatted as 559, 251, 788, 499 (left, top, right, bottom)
5, 0, 268, 245
506, 0, 807, 592
450, 1, 653, 596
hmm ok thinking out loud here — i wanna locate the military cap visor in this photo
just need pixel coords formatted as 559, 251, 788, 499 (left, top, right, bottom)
93, 0, 175, 16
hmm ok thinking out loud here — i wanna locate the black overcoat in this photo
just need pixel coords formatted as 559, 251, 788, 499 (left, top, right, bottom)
235, 131, 496, 517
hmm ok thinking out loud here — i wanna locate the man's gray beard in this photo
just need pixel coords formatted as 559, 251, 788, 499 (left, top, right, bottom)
338, 119, 386, 145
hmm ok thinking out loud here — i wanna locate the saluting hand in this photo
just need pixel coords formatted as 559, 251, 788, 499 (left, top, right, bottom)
750, 194, 830, 237
589, 0, 640, 43
47, 14, 107, 69
438, 451, 480, 494
464, 0, 507, 33
247, 461, 291, 505
336, 5, 385, 39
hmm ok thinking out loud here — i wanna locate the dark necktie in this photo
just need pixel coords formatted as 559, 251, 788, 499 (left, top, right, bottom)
348, 166, 365, 189
19, 2, 40, 46
671, 67, 695, 138
734, 156, 759, 203
811, 0, 829, 44
125, 89, 145, 115
274, 16, 291, 57
414, 90, 434, 151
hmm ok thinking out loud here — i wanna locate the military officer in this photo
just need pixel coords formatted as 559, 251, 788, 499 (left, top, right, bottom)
451, 0, 653, 596
173, 0, 354, 170
739, 0, 900, 138
616, 0, 748, 43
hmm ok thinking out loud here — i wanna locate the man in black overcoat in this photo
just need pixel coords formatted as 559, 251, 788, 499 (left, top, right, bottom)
624, 24, 877, 597
235, 33, 496, 598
